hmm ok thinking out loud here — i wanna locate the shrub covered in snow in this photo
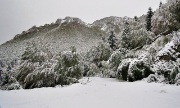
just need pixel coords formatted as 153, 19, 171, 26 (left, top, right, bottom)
0, 71, 20, 90
152, 35, 180, 84
117, 59, 131, 80
16, 44, 83, 89
16, 44, 56, 89
175, 73, 180, 85
128, 60, 153, 82
86, 63, 100, 77
146, 74, 158, 83
86, 42, 111, 64
117, 59, 153, 82
23, 68, 57, 89
108, 51, 124, 71
54, 51, 83, 85
16, 61, 35, 84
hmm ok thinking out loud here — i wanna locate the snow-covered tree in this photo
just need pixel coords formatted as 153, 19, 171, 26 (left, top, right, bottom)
54, 51, 83, 85
108, 31, 117, 50
134, 16, 138, 21
146, 7, 153, 31
121, 21, 130, 49
0, 70, 2, 81
16, 43, 56, 89
152, 0, 180, 35
159, 1, 163, 9
169, 0, 180, 31
86, 42, 111, 64
108, 51, 124, 72
21, 43, 38, 62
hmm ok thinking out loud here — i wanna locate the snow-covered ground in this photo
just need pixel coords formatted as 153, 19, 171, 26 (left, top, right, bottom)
0, 77, 180, 108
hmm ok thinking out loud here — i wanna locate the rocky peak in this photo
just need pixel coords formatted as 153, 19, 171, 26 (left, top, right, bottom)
55, 16, 87, 25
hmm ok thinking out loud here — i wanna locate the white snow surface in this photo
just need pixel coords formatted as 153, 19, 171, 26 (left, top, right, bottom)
0, 77, 180, 108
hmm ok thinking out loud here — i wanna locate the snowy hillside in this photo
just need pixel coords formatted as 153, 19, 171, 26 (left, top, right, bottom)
152, 0, 180, 35
0, 16, 106, 60
92, 16, 146, 37
0, 77, 180, 108
0, 15, 148, 61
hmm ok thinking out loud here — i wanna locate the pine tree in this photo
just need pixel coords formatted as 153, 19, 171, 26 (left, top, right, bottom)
108, 31, 117, 50
121, 21, 130, 49
159, 1, 162, 9
0, 70, 2, 81
134, 16, 138, 21
21, 43, 37, 62
146, 7, 153, 31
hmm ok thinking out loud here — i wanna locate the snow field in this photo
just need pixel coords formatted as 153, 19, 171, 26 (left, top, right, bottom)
0, 77, 180, 108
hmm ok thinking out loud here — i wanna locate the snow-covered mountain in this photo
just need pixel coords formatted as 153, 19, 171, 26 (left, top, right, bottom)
0, 15, 147, 61
0, 16, 106, 60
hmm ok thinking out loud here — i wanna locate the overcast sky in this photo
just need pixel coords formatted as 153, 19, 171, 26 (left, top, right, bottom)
0, 0, 166, 45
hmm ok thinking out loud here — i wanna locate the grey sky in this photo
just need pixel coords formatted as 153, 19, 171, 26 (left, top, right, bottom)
0, 0, 166, 45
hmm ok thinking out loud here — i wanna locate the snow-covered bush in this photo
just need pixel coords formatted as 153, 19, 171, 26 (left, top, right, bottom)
128, 60, 153, 82
0, 59, 21, 90
16, 61, 35, 83
117, 59, 131, 80
86, 42, 111, 64
16, 43, 58, 89
21, 43, 52, 64
117, 59, 153, 81
23, 68, 56, 88
152, 35, 180, 84
100, 61, 113, 77
17, 45, 83, 89
7, 83, 21, 90
86, 63, 100, 76
0, 71, 20, 90
169, 67, 179, 84
128, 29, 154, 49
83, 42, 112, 77
54, 51, 83, 85
175, 73, 180, 85
108, 51, 124, 71
146, 74, 158, 83
176, 80, 180, 86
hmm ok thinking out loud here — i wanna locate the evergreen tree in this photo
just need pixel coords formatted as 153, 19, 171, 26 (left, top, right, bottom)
159, 1, 162, 9
0, 70, 2, 81
146, 7, 153, 31
134, 16, 138, 21
108, 31, 117, 50
121, 21, 130, 49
